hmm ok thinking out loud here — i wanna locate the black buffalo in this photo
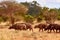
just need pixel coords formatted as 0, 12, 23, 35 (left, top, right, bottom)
9, 23, 33, 31
25, 23, 33, 31
9, 23, 26, 30
34, 24, 47, 31
44, 24, 60, 32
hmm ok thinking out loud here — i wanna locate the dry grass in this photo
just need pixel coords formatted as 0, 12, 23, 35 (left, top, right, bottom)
0, 21, 60, 40
0, 29, 60, 40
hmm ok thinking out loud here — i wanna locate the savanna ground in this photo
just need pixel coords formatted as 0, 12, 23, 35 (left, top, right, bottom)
0, 20, 60, 40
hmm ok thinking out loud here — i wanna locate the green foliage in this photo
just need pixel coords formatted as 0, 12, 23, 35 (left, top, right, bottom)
0, 16, 9, 22
24, 15, 34, 23
37, 15, 43, 22
2, 16, 9, 22
23, 1, 42, 17
0, 17, 4, 22
0, 0, 60, 23
57, 16, 60, 20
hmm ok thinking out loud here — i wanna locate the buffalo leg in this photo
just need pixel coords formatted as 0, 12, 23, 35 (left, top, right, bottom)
59, 30, 60, 32
58, 30, 60, 32
47, 29, 49, 32
53, 29, 55, 32
56, 30, 58, 33
47, 29, 51, 33
42, 29, 43, 32
29, 28, 33, 32
39, 29, 41, 32
31, 29, 33, 32
50, 30, 51, 32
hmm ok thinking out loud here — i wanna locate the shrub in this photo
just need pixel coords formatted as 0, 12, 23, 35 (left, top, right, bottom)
24, 15, 34, 24
0, 16, 9, 23
37, 16, 43, 22
0, 17, 4, 22
57, 16, 60, 20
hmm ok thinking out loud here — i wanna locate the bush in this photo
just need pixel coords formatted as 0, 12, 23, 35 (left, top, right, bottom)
2, 16, 9, 22
0, 16, 9, 23
0, 17, 4, 22
57, 16, 60, 20
24, 15, 34, 24
37, 16, 43, 22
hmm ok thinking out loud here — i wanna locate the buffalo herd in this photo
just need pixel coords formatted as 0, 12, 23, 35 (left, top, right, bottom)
9, 23, 60, 33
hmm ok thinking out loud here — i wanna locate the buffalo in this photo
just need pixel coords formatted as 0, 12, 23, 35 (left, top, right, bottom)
9, 23, 26, 30
44, 24, 60, 32
9, 23, 33, 31
24, 23, 33, 31
34, 24, 47, 32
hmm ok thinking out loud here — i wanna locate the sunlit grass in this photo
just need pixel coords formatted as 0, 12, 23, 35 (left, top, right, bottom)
0, 21, 60, 40
0, 29, 60, 40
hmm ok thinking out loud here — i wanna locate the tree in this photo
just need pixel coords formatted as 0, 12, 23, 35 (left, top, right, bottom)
21, 1, 30, 8
57, 8, 60, 20
0, 1, 28, 25
42, 7, 58, 24
42, 7, 49, 17
48, 9, 58, 24
27, 1, 42, 17
21, 1, 42, 23
42, 7, 50, 24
